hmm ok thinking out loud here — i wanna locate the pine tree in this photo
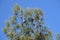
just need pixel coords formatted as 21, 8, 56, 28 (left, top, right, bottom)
3, 4, 53, 40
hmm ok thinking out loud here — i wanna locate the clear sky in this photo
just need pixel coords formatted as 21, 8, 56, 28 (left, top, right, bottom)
0, 0, 60, 40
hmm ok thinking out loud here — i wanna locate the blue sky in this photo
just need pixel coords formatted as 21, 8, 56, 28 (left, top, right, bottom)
0, 0, 60, 40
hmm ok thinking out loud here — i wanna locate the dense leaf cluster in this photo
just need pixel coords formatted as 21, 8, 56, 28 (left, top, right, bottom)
3, 4, 53, 40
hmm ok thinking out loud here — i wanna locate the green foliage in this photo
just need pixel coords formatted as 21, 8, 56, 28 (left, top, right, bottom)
56, 34, 60, 40
3, 4, 53, 40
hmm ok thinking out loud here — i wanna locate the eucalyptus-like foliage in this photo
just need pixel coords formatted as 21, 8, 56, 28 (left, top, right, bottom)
3, 4, 53, 40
